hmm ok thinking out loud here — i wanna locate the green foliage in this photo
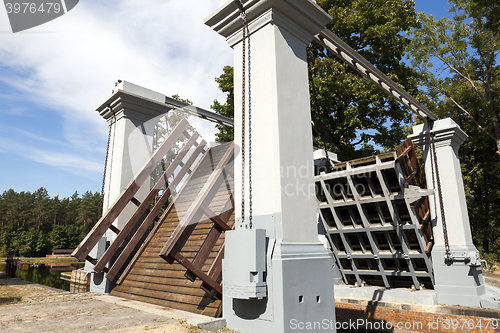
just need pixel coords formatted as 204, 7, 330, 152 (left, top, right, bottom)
311, 0, 421, 160
211, 65, 234, 143
407, 0, 500, 260
0, 188, 101, 257
211, 1, 421, 160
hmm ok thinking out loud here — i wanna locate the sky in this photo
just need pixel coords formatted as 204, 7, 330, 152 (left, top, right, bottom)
0, 0, 453, 199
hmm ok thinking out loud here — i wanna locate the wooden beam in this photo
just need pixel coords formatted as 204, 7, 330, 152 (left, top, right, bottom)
72, 119, 189, 261
185, 195, 234, 282
200, 244, 224, 294
108, 225, 140, 251
404, 169, 418, 187
172, 252, 222, 295
203, 207, 232, 231
395, 145, 413, 162
86, 255, 109, 273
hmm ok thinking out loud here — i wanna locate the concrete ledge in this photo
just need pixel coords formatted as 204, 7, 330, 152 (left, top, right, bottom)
335, 284, 437, 306
197, 318, 226, 331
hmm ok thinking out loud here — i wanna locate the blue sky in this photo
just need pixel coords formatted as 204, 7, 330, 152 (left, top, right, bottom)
0, 0, 453, 199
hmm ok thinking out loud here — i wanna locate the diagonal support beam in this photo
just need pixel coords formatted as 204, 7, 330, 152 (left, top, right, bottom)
72, 119, 190, 262
93, 132, 202, 274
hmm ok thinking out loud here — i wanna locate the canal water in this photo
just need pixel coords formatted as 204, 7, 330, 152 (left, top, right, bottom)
0, 262, 84, 291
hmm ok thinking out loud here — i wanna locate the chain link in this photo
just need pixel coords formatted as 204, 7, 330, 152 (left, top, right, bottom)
240, 10, 247, 228
100, 106, 117, 216
237, 0, 252, 229
427, 120, 451, 260
247, 19, 253, 229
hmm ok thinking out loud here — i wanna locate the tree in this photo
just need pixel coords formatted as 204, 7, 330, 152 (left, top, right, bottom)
406, 0, 500, 260
50, 225, 68, 250
211, 1, 421, 160
0, 188, 102, 256
33, 187, 49, 231
211, 66, 234, 143
407, 0, 499, 155
310, 0, 421, 160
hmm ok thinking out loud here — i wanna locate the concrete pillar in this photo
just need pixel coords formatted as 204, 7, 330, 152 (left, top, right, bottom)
409, 118, 489, 307
85, 81, 168, 293
206, 1, 337, 331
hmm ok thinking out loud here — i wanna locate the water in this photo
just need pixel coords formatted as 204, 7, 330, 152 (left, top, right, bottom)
0, 262, 84, 291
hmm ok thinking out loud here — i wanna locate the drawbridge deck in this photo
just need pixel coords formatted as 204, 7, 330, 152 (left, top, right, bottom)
111, 142, 234, 317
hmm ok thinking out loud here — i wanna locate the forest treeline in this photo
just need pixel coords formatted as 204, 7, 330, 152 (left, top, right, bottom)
0, 188, 101, 257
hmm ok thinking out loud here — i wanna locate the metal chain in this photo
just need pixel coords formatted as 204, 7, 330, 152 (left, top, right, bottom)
236, 0, 252, 228
100, 121, 112, 212
247, 20, 253, 229
101, 107, 117, 213
427, 120, 451, 260
240, 9, 247, 228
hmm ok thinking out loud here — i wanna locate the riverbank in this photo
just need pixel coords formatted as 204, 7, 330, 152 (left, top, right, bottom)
0, 257, 82, 264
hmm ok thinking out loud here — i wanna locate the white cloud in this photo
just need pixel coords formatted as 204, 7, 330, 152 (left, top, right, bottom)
0, 136, 102, 177
0, 0, 232, 158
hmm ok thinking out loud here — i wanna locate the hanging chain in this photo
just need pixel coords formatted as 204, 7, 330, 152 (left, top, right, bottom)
101, 106, 117, 214
427, 120, 451, 260
100, 122, 112, 210
240, 7, 247, 228
247, 18, 253, 229
236, 0, 252, 228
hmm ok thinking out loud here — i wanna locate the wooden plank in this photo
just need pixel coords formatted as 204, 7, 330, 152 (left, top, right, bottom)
159, 142, 234, 260
72, 119, 189, 261
110, 290, 220, 317
120, 280, 209, 297
113, 284, 219, 308
114, 141, 208, 284
108, 225, 141, 251
130, 261, 217, 273
85, 255, 109, 273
